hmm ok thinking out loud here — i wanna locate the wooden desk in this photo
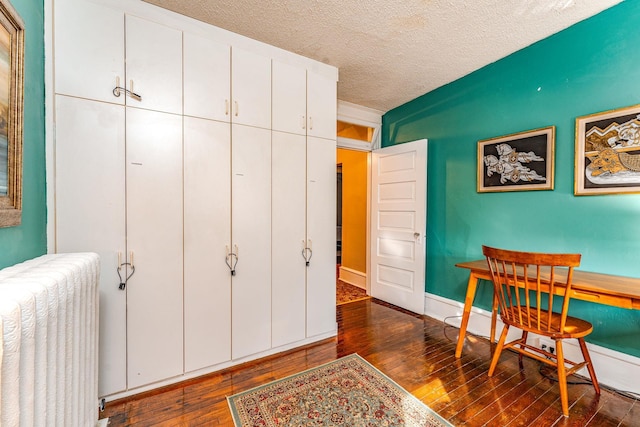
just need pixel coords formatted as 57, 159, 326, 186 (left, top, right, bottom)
454, 259, 640, 358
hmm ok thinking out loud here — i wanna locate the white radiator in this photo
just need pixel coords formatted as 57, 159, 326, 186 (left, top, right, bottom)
0, 253, 100, 426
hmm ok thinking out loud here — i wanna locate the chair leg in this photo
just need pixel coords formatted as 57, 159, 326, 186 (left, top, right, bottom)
489, 324, 510, 377
578, 338, 600, 395
555, 340, 569, 417
519, 331, 529, 367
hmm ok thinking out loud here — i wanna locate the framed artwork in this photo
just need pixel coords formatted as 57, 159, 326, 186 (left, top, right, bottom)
0, 0, 24, 227
477, 126, 555, 193
575, 104, 640, 195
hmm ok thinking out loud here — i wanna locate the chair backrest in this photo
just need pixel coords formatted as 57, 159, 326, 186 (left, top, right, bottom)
482, 245, 581, 336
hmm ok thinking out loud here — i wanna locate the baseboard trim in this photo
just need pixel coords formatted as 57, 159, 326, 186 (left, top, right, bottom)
424, 292, 640, 396
101, 330, 337, 402
339, 266, 366, 289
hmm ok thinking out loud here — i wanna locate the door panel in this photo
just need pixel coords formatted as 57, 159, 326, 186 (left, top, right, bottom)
231, 47, 271, 129
184, 33, 230, 122
184, 117, 232, 372
231, 124, 271, 359
125, 16, 183, 114
54, 95, 126, 396
307, 72, 337, 140
54, 0, 124, 104
306, 136, 337, 337
126, 108, 183, 388
272, 132, 307, 347
272, 61, 306, 135
371, 140, 427, 314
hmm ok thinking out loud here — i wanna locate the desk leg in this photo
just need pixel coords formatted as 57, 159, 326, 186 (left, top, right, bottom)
455, 272, 479, 358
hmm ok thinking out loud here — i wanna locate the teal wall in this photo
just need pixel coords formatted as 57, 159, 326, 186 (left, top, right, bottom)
0, 0, 46, 268
383, 1, 640, 358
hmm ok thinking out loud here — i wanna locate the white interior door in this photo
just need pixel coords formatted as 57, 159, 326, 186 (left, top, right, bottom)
370, 139, 427, 314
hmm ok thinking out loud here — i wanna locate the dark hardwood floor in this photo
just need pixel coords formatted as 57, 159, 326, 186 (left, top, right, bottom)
100, 299, 639, 426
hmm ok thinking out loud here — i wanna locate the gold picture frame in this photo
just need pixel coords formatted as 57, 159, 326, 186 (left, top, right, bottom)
0, 0, 24, 227
477, 126, 555, 193
575, 104, 640, 196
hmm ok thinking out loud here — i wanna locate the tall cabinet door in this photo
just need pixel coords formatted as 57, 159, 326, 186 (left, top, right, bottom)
125, 15, 183, 114
231, 124, 271, 359
54, 95, 127, 397
306, 136, 337, 338
272, 132, 307, 348
184, 117, 232, 372
184, 33, 230, 122
231, 48, 271, 129
126, 108, 183, 388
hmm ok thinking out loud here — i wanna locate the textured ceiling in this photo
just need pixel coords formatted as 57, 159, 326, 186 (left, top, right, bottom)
143, 0, 622, 112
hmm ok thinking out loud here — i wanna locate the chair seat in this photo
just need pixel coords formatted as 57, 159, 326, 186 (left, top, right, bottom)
502, 306, 593, 339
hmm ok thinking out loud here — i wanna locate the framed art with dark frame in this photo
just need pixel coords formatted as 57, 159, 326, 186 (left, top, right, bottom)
0, 0, 24, 227
575, 104, 640, 196
477, 126, 555, 193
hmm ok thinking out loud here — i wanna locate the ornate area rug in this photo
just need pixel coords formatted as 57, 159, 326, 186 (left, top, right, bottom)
227, 353, 452, 427
336, 280, 371, 305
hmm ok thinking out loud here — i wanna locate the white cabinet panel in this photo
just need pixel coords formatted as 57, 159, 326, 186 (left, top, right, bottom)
126, 108, 183, 388
184, 33, 231, 122
184, 117, 232, 372
272, 61, 306, 135
52, 0, 338, 396
231, 125, 271, 359
125, 16, 183, 114
307, 72, 337, 140
231, 48, 271, 129
306, 136, 337, 337
54, 0, 124, 104
272, 132, 307, 347
54, 95, 127, 397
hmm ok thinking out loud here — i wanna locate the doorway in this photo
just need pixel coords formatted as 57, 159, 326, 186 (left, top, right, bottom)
336, 148, 368, 303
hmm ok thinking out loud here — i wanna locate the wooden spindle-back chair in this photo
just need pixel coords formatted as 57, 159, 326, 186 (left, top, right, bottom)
482, 245, 600, 417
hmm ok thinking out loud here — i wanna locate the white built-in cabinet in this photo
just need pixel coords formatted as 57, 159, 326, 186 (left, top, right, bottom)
272, 60, 338, 140
53, 0, 337, 399
271, 59, 338, 347
271, 133, 337, 347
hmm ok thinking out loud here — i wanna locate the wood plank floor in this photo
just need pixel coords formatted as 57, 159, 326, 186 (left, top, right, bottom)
100, 298, 639, 426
